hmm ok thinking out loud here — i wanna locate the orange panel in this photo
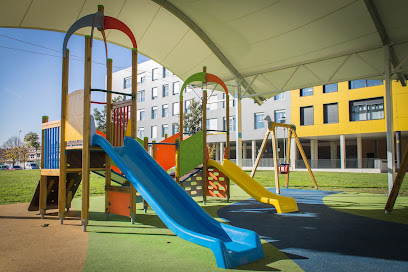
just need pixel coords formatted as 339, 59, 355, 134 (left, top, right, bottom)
156, 133, 180, 171
109, 191, 130, 217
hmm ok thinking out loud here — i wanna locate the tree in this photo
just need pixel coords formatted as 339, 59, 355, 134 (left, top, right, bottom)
3, 136, 21, 149
183, 98, 202, 135
93, 96, 123, 133
24, 132, 40, 164
2, 136, 27, 166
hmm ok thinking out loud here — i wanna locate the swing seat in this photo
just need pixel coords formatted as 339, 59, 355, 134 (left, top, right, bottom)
278, 163, 290, 174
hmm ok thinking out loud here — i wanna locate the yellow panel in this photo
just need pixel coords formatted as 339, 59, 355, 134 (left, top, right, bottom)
65, 90, 84, 142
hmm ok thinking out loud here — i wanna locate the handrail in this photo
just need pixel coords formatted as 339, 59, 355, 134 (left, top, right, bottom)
42, 120, 61, 130
91, 88, 135, 100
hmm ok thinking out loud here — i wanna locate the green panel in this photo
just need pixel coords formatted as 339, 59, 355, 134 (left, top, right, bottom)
180, 72, 206, 101
179, 131, 203, 176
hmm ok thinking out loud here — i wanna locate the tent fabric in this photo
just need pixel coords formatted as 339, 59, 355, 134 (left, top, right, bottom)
1, 0, 407, 100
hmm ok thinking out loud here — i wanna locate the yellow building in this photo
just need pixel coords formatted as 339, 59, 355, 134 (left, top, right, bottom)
290, 80, 408, 172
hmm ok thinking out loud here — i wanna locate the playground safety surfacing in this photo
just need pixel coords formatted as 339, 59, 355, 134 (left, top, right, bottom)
1, 187, 407, 272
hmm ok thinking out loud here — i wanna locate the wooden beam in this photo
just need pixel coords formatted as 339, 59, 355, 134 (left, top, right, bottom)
385, 144, 408, 212
82, 35, 92, 231
59, 49, 69, 223
271, 127, 280, 194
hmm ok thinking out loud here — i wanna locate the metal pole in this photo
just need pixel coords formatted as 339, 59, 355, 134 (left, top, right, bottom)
384, 45, 395, 194
235, 78, 243, 168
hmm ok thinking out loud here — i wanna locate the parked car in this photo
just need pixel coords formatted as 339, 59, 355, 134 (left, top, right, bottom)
8, 165, 23, 170
0, 165, 8, 170
25, 162, 39, 169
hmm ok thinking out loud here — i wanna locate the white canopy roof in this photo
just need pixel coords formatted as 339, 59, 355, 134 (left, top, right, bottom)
1, 0, 407, 101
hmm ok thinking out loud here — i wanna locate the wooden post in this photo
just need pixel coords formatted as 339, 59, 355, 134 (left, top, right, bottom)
39, 116, 48, 219
129, 48, 138, 224
105, 58, 113, 219
271, 125, 280, 194
82, 35, 92, 231
202, 67, 207, 205
293, 130, 318, 190
58, 49, 69, 224
175, 138, 181, 187
285, 129, 293, 189
250, 131, 270, 178
143, 137, 149, 213
152, 141, 157, 160
225, 94, 230, 201
385, 144, 408, 212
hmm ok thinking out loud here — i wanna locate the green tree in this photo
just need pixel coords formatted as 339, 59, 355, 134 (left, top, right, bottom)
24, 132, 40, 164
183, 98, 202, 135
2, 136, 27, 166
93, 96, 123, 133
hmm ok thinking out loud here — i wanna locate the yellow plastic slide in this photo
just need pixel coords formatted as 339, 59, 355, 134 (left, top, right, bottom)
208, 159, 298, 213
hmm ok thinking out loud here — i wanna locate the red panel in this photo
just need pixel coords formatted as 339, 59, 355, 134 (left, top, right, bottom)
104, 16, 137, 49
206, 73, 228, 95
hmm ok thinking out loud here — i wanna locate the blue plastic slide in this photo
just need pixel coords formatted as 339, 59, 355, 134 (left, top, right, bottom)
92, 134, 264, 269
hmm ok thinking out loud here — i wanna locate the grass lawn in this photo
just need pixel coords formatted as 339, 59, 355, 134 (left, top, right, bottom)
0, 169, 407, 205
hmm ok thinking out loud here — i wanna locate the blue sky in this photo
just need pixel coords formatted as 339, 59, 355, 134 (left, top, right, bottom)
0, 28, 149, 146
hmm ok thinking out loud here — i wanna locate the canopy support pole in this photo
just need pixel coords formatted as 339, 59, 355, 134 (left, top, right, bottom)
384, 45, 395, 194
235, 78, 243, 168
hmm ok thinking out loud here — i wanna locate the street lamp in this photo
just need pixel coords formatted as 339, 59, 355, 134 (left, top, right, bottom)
18, 130, 22, 144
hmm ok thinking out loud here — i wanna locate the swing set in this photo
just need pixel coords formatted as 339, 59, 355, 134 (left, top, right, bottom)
250, 115, 318, 194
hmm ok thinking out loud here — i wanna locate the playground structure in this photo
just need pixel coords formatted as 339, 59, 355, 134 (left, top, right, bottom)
251, 116, 319, 194
30, 5, 266, 269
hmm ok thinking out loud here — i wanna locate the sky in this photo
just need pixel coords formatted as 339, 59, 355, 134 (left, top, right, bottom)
0, 28, 149, 146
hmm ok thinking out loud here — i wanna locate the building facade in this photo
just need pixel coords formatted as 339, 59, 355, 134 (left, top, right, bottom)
112, 60, 408, 172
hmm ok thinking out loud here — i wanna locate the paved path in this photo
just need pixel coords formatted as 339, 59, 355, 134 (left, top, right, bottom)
218, 189, 408, 272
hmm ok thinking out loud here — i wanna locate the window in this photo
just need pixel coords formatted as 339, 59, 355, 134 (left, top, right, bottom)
223, 116, 236, 131
173, 81, 180, 95
137, 127, 144, 139
151, 126, 157, 138
162, 104, 169, 117
152, 87, 158, 100
350, 97, 384, 121
172, 123, 179, 135
254, 113, 265, 129
186, 85, 193, 93
274, 110, 286, 123
162, 67, 167, 78
300, 87, 313, 97
323, 83, 338, 93
323, 103, 338, 124
222, 93, 235, 108
137, 73, 145, 84
206, 118, 218, 130
300, 106, 314, 126
152, 68, 159, 81
137, 90, 145, 103
124, 76, 132, 89
172, 102, 179, 116
162, 124, 169, 137
185, 99, 192, 114
151, 106, 157, 119
349, 79, 383, 89
207, 95, 217, 110
274, 92, 285, 100
162, 84, 169, 97
137, 109, 145, 121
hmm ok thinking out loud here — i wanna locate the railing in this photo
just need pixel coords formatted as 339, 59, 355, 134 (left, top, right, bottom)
42, 120, 61, 169
112, 100, 132, 147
